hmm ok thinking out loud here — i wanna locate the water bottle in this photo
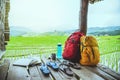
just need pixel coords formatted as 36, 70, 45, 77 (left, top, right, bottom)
57, 43, 62, 58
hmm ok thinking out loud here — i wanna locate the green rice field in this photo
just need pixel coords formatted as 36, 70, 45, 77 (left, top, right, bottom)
3, 35, 120, 73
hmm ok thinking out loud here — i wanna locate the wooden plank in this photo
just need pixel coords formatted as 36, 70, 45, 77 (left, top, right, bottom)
41, 55, 79, 80
41, 55, 63, 80
37, 65, 52, 80
29, 66, 42, 80
58, 67, 78, 80
58, 59, 104, 80
97, 64, 120, 80
70, 66, 105, 80
7, 61, 30, 80
29, 56, 51, 80
84, 66, 117, 80
0, 59, 10, 80
55, 59, 78, 80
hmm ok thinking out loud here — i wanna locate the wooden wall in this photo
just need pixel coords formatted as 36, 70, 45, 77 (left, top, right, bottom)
0, 0, 10, 51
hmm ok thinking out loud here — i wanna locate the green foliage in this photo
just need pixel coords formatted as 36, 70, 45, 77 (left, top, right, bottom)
7, 35, 68, 50
5, 35, 68, 58
5, 35, 120, 57
96, 35, 120, 55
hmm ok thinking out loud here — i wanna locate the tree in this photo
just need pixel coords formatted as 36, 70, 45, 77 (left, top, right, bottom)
79, 0, 102, 35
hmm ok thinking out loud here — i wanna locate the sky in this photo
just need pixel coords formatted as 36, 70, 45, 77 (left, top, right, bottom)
9, 0, 120, 33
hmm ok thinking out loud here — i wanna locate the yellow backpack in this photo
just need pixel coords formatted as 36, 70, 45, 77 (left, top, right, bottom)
80, 36, 100, 66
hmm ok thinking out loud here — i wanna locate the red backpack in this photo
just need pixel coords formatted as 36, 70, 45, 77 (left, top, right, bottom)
62, 31, 84, 62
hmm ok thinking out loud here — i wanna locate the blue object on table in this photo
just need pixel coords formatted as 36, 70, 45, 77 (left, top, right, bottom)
46, 61, 59, 71
57, 43, 62, 58
40, 64, 50, 76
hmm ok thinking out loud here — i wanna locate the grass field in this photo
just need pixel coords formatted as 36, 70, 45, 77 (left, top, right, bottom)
3, 35, 120, 72
5, 35, 120, 54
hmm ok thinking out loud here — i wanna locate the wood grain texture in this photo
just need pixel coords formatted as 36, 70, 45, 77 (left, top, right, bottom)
0, 59, 10, 80
7, 61, 30, 80
1, 55, 119, 80
97, 64, 120, 80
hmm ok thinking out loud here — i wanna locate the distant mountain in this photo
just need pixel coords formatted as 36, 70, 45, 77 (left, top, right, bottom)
10, 26, 120, 36
10, 26, 32, 36
87, 26, 120, 35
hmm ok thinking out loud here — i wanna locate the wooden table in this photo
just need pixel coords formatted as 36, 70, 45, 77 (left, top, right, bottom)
0, 55, 120, 80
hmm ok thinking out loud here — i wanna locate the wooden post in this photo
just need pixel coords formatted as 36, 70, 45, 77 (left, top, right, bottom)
79, 0, 89, 35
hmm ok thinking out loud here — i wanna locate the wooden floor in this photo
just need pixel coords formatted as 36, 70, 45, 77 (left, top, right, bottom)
0, 55, 120, 80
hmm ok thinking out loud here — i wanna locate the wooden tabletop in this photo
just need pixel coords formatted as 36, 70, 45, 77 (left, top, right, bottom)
0, 55, 120, 80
